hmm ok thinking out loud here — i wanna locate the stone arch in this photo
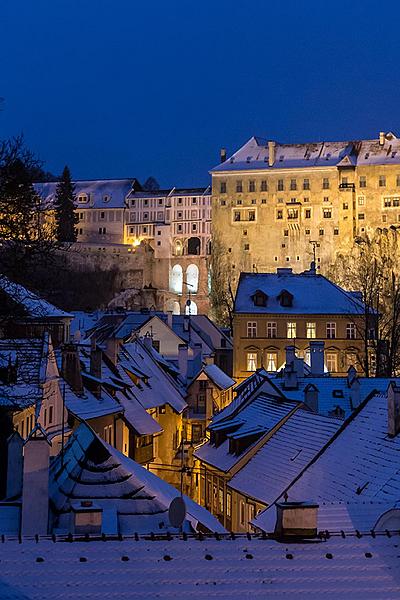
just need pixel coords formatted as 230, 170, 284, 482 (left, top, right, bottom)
174, 239, 183, 256
187, 237, 201, 255
186, 264, 199, 294
185, 299, 198, 315
169, 264, 183, 294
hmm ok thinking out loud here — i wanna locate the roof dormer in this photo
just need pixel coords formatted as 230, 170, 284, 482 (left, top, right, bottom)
251, 289, 268, 307
278, 289, 293, 307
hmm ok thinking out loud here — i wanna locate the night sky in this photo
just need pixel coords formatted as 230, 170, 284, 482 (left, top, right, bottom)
1, 0, 399, 187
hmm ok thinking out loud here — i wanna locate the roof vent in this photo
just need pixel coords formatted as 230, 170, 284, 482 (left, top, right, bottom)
274, 501, 319, 539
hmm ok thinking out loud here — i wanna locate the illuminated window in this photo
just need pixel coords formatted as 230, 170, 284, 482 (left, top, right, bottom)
346, 352, 357, 368
186, 264, 199, 293
247, 322, 257, 337
288, 208, 298, 219
346, 323, 356, 339
326, 322, 336, 339
266, 352, 277, 371
287, 322, 297, 338
267, 322, 277, 338
226, 492, 232, 518
247, 352, 257, 371
358, 196, 365, 205
240, 501, 246, 526
218, 489, 224, 514
306, 322, 316, 338
326, 353, 338, 373
169, 264, 183, 294
323, 209, 332, 218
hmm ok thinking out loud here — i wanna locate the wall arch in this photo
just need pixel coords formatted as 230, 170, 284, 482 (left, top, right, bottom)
169, 264, 183, 294
186, 264, 199, 294
188, 237, 200, 255
185, 299, 198, 315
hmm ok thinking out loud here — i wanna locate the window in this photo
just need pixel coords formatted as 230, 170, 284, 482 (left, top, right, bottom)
249, 180, 256, 192
383, 214, 387, 222
248, 210, 256, 221
100, 211, 105, 219
303, 197, 310, 202
322, 177, 330, 189
343, 202, 348, 210
394, 198, 400, 207
237, 199, 242, 205
266, 352, 278, 371
143, 212, 149, 220
326, 322, 336, 339
287, 208, 298, 219
192, 223, 197, 231
103, 425, 113, 444
346, 323, 356, 339
251, 198, 256, 205
218, 488, 224, 514
236, 180, 243, 193
240, 501, 246, 526
306, 322, 316, 339
276, 210, 283, 220
277, 179, 284, 191
305, 228, 310, 235
359, 176, 366, 188
178, 197, 183, 205
192, 197, 197, 204
323, 196, 329, 203
342, 176, 348, 185
303, 178, 310, 190
358, 213, 365, 220
244, 243, 250, 250
334, 228, 339, 235
323, 209, 332, 218
287, 322, 297, 338
248, 503, 255, 526
384, 198, 391, 207
226, 492, 232, 518
243, 229, 248, 236
78, 193, 88, 203
261, 180, 268, 191
48, 405, 54, 425
379, 175, 386, 187
284, 229, 289, 236
247, 321, 257, 337
220, 199, 226, 206
158, 198, 163, 205
290, 178, 297, 190
346, 352, 357, 368
261, 198, 267, 204
247, 352, 257, 371
319, 229, 324, 236
267, 322, 277, 338
326, 352, 338, 373
234, 211, 241, 222
305, 209, 311, 218
220, 182, 226, 193
358, 196, 365, 205
397, 175, 400, 187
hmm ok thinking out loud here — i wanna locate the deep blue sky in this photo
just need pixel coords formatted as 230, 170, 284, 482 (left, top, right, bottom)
1, 0, 399, 187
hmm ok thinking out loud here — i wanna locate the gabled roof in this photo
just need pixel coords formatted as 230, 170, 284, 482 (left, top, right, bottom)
234, 270, 366, 315
211, 133, 400, 172
49, 423, 225, 534
202, 364, 235, 390
0, 276, 73, 320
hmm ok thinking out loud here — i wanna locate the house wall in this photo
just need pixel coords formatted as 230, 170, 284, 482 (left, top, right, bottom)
151, 405, 183, 487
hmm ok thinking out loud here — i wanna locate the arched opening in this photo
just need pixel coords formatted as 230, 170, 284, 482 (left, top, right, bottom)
187, 237, 201, 255
172, 301, 180, 315
185, 299, 198, 315
169, 264, 183, 294
186, 264, 199, 294
174, 239, 183, 256
206, 239, 212, 255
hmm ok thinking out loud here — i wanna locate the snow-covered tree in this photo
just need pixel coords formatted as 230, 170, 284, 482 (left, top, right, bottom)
54, 166, 77, 243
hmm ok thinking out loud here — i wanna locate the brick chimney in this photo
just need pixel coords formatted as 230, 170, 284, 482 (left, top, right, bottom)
268, 141, 275, 167
61, 343, 83, 394
283, 362, 298, 390
310, 341, 324, 376
274, 501, 319, 539
220, 148, 227, 163
387, 381, 400, 437
21, 426, 51, 536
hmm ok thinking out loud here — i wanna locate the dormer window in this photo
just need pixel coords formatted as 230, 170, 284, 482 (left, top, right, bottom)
78, 193, 88, 203
278, 289, 294, 307
103, 194, 111, 203
251, 290, 268, 307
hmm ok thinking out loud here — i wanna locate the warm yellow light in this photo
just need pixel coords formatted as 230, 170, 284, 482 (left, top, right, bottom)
132, 238, 141, 247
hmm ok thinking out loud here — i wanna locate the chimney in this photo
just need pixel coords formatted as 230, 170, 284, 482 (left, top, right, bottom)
268, 140, 276, 167
285, 345, 296, 367
310, 341, 324, 376
304, 383, 319, 413
178, 343, 189, 381
192, 342, 203, 375
294, 357, 304, 378
90, 338, 102, 398
387, 381, 400, 437
105, 337, 120, 365
274, 501, 319, 539
379, 131, 385, 146
220, 148, 227, 163
167, 310, 173, 329
347, 366, 360, 409
283, 362, 298, 390
61, 343, 83, 394
6, 432, 23, 500
309, 261, 316, 275
21, 427, 51, 536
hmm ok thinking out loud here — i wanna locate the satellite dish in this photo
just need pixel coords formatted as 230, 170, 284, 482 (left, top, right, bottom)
168, 496, 186, 528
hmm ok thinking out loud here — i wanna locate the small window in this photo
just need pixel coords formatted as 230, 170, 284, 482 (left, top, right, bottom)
287, 322, 296, 338
260, 180, 268, 191
48, 405, 54, 425
379, 175, 386, 187
319, 229, 324, 235
277, 179, 284, 191
247, 352, 257, 371
334, 228, 339, 235
343, 203, 348, 210
305, 228, 310, 235
249, 180, 256, 192
284, 229, 289, 236
236, 180, 243, 193
358, 196, 365, 205
326, 322, 336, 339
220, 182, 227, 193
358, 213, 365, 220
244, 243, 250, 250
103, 194, 110, 202
359, 176, 366, 188
276, 210, 283, 220
248, 210, 256, 221
220, 199, 226, 206
323, 177, 330, 189
247, 321, 257, 338
267, 322, 277, 338
261, 198, 267, 204
323, 209, 332, 218
305, 209, 311, 218
303, 178, 310, 190
100, 211, 105, 219
306, 322, 316, 339
234, 211, 241, 222
346, 323, 356, 339
290, 178, 297, 190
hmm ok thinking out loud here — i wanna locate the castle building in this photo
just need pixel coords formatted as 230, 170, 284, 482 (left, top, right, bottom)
211, 132, 400, 282
35, 181, 211, 315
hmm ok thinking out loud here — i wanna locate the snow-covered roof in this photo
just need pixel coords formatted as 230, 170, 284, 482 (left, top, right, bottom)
234, 269, 366, 315
127, 186, 211, 199
49, 423, 225, 535
203, 364, 235, 390
229, 409, 342, 504
211, 133, 400, 172
0, 534, 399, 599
0, 276, 73, 320
195, 393, 298, 472
35, 178, 138, 210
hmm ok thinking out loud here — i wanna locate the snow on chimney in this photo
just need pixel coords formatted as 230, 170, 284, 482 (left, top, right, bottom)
283, 362, 298, 390
178, 343, 189, 381
274, 501, 319, 539
21, 426, 51, 536
310, 341, 324, 376
220, 148, 227, 163
285, 345, 296, 367
304, 383, 319, 413
268, 141, 275, 167
6, 432, 23, 500
167, 310, 173, 329
387, 381, 400, 437
379, 131, 385, 146
105, 337, 120, 365
61, 343, 83, 394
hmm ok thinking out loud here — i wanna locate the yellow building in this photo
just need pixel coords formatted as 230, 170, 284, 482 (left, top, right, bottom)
232, 267, 370, 380
211, 132, 400, 282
